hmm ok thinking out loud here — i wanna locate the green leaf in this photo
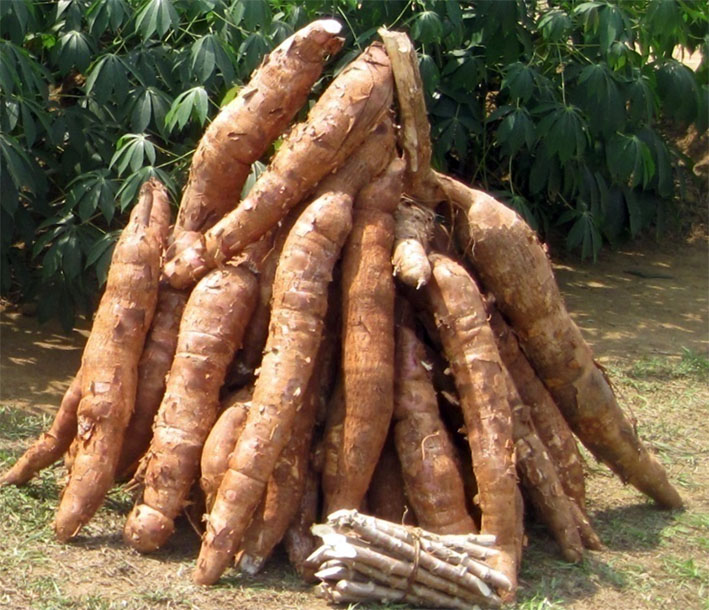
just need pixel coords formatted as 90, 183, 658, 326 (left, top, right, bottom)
135, 0, 178, 40
191, 34, 235, 85
239, 32, 271, 76
0, 40, 49, 98
502, 63, 535, 103
441, 51, 483, 93
85, 54, 130, 105
538, 8, 572, 42
575, 63, 625, 136
241, 160, 266, 199
165, 86, 209, 133
656, 60, 699, 123
411, 11, 444, 45
67, 170, 118, 223
241, 0, 272, 31
419, 53, 440, 97
0, 133, 43, 206
116, 166, 174, 211
606, 133, 655, 188
573, 1, 603, 34
20, 102, 36, 147
626, 72, 655, 124
598, 4, 625, 54
86, 0, 129, 37
566, 211, 601, 260
54, 30, 93, 75
110, 134, 157, 177
0, 0, 36, 44
85, 231, 118, 268
61, 232, 82, 280
496, 107, 536, 156
536, 104, 588, 164
645, 0, 686, 57
637, 127, 673, 198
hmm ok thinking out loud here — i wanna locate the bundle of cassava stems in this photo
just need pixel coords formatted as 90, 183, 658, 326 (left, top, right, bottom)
2, 21, 682, 607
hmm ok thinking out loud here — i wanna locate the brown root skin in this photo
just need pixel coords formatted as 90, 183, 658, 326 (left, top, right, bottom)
327, 156, 402, 514
164, 42, 394, 290
195, 153, 364, 583
235, 367, 321, 575
319, 376, 345, 506
378, 29, 441, 203
200, 388, 252, 512
54, 179, 170, 542
488, 309, 588, 514
123, 504, 175, 553
367, 437, 415, 526
225, 206, 303, 389
394, 322, 477, 535
1, 375, 82, 486
505, 369, 585, 563
425, 252, 522, 598
392, 201, 435, 289
440, 174, 682, 510
284, 465, 321, 583
175, 19, 344, 234
236, 286, 340, 575
116, 287, 188, 480
123, 259, 261, 553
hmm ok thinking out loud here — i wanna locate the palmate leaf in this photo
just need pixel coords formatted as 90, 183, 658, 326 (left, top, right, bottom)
135, 0, 178, 40
86, 0, 130, 37
241, 0, 272, 31
130, 86, 173, 135
637, 127, 673, 198
65, 170, 118, 223
165, 86, 208, 133
441, 51, 484, 93
411, 10, 444, 45
626, 72, 655, 124
109, 133, 157, 177
565, 209, 602, 261
419, 53, 440, 98
502, 62, 535, 103
572, 1, 603, 34
85, 54, 130, 105
0, 40, 48, 98
606, 133, 655, 189
496, 107, 536, 156
598, 3, 627, 55
116, 165, 175, 211
53, 30, 93, 76
0, 0, 37, 44
575, 63, 625, 136
190, 34, 235, 84
656, 59, 699, 123
538, 8, 572, 43
0, 133, 45, 214
239, 32, 271, 76
644, 0, 687, 57
536, 104, 588, 164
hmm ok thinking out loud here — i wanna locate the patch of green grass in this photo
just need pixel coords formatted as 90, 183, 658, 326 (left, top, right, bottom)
663, 556, 707, 582
626, 349, 709, 382
0, 405, 49, 443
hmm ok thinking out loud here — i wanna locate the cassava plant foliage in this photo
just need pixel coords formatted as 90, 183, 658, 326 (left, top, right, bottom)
1, 0, 706, 327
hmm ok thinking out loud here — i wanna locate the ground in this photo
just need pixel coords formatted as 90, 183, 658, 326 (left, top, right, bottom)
0, 238, 707, 610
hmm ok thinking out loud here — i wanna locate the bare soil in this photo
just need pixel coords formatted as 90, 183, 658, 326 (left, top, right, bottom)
0, 237, 707, 610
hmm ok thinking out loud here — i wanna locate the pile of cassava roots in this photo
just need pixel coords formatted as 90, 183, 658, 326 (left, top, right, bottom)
2, 21, 683, 608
